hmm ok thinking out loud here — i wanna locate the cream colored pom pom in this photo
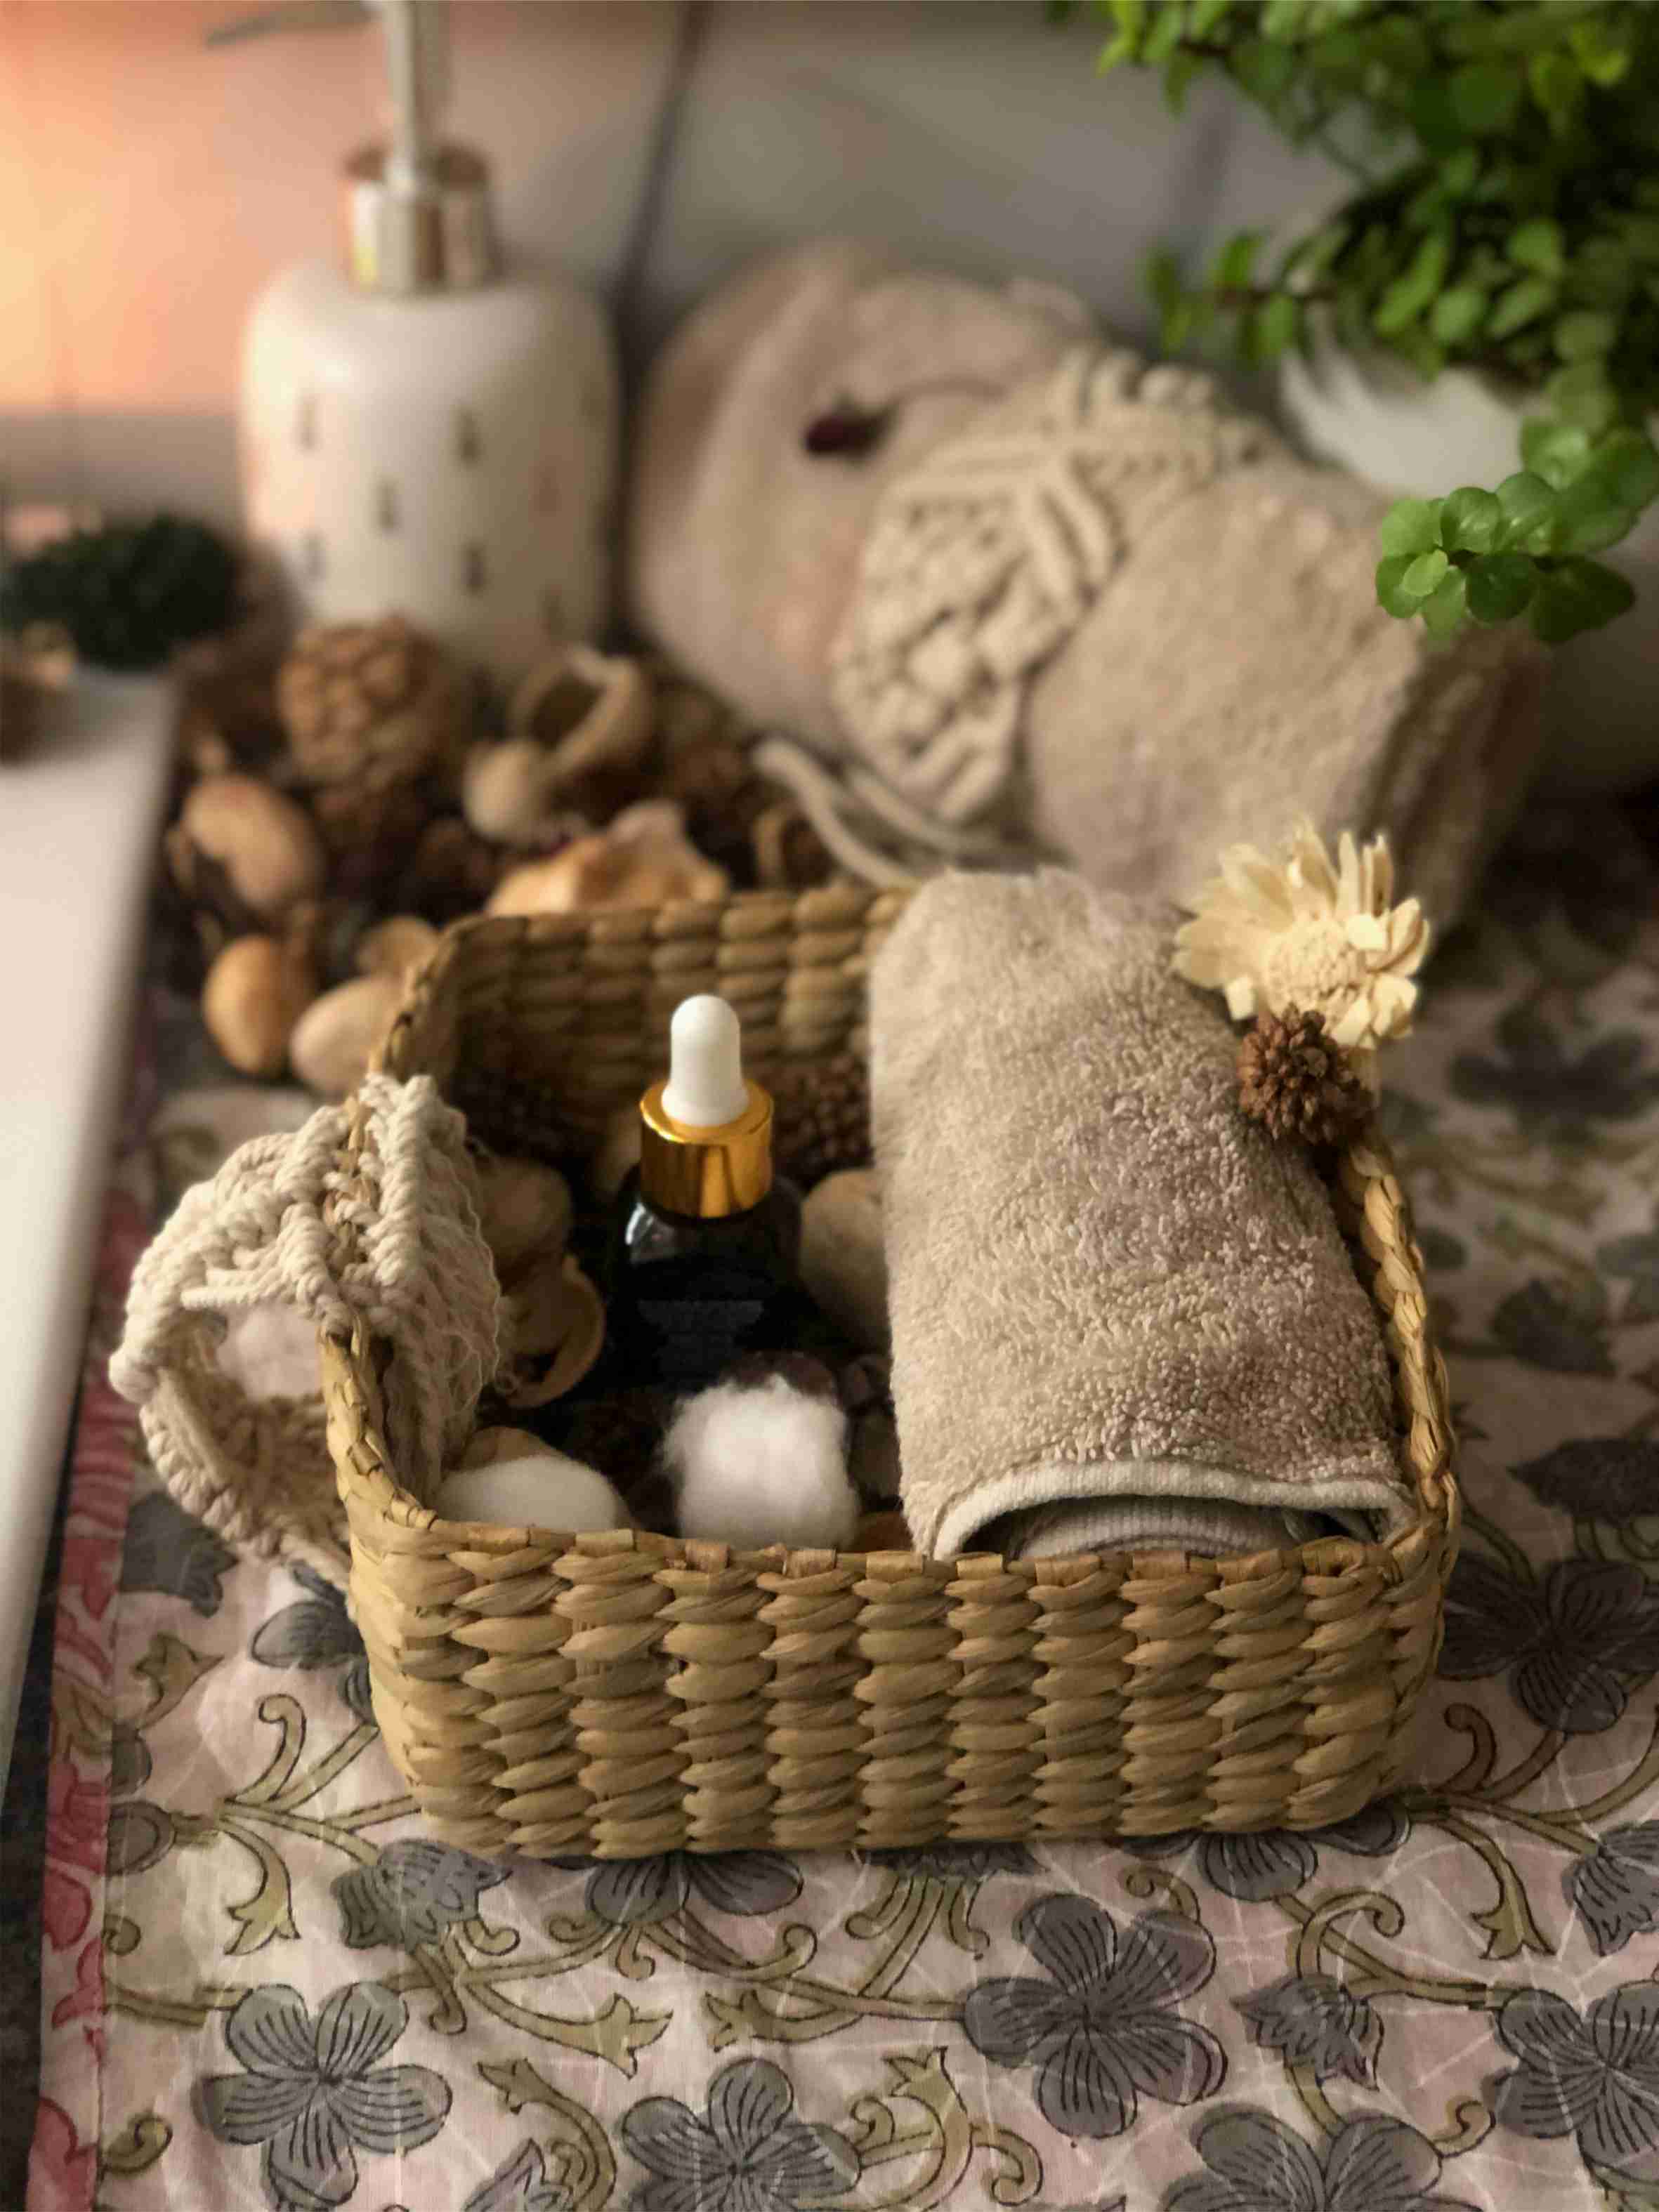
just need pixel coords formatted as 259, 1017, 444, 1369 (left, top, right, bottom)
458, 1426, 562, 1470
664, 1374, 857, 1551
432, 1451, 627, 1532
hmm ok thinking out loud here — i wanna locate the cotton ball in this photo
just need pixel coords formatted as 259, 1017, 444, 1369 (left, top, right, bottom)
216, 1303, 320, 1400
664, 1375, 858, 1551
432, 1452, 628, 1532
458, 1426, 561, 1470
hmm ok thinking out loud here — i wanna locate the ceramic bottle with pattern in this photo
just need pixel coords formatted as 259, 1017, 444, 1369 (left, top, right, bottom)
229, 0, 616, 688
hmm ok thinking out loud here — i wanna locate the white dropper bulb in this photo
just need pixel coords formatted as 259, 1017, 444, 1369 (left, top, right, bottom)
662, 996, 749, 1129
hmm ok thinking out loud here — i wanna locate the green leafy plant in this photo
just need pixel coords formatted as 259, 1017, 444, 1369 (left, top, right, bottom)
0, 513, 237, 669
1089, 0, 1659, 642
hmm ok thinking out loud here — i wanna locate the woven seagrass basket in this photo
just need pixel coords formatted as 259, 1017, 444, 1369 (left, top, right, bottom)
320, 880, 1459, 1861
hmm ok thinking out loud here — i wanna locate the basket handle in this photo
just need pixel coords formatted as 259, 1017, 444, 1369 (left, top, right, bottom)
111, 1074, 499, 1577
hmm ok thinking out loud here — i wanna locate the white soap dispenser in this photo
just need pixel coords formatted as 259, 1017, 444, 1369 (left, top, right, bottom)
218, 0, 616, 688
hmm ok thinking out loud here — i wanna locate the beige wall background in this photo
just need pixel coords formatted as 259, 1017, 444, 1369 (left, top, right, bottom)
0, 0, 1332, 527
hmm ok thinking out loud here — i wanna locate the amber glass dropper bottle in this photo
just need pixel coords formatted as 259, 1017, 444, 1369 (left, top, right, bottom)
608, 995, 802, 1392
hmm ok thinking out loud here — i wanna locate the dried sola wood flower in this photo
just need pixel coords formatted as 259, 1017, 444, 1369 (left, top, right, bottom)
1174, 817, 1429, 1079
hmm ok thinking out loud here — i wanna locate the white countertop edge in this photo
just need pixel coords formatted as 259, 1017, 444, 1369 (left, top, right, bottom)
0, 673, 175, 1791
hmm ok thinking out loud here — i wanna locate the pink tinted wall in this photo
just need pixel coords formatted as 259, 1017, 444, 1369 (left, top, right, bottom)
0, 1, 1325, 526
0, 0, 678, 521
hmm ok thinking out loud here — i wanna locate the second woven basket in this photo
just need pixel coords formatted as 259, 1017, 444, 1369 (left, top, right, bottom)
321, 883, 1458, 1861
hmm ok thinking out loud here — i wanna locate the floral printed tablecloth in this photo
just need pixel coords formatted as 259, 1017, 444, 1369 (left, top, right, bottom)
27, 808, 1659, 2212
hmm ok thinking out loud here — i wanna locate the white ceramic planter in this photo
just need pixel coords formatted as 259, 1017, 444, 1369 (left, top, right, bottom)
1283, 344, 1659, 792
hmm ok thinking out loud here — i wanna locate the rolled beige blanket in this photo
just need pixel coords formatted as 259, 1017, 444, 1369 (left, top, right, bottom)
869, 870, 1413, 1560
629, 239, 1546, 927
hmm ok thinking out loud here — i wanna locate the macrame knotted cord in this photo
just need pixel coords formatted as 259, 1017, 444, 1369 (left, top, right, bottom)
111, 1073, 500, 1588
778, 343, 1282, 883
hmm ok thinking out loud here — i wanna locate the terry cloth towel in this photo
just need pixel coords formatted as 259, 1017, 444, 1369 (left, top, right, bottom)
629, 239, 1545, 928
981, 1496, 1342, 1562
870, 870, 1412, 1560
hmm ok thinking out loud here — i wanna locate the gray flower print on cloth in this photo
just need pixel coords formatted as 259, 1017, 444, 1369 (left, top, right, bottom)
586, 1851, 801, 1927
1450, 1005, 1659, 1145
1439, 1555, 1659, 1732
1484, 808, 1651, 975
1493, 1982, 1659, 2186
1599, 1227, 1659, 1324
1164, 2108, 1476, 2212
121, 1489, 235, 1617
252, 1564, 374, 1725
109, 1719, 152, 1797
334, 1838, 509, 1951
1415, 1225, 1466, 1274
464, 2138, 572, 2212
196, 1980, 450, 2211
863, 1841, 1036, 1883
621, 2055, 858, 2212
962, 1893, 1224, 2138
1489, 1279, 1613, 1374
1236, 1975, 1382, 2086
1566, 1824, 1659, 1954
1514, 1437, 1659, 1525
107, 1799, 176, 1879
1136, 1803, 1408, 1904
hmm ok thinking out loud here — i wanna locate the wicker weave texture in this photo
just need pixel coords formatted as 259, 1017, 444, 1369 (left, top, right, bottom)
324, 884, 1459, 1859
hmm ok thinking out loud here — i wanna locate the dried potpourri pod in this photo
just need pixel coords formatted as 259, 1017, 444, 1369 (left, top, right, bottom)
1236, 1003, 1370, 1149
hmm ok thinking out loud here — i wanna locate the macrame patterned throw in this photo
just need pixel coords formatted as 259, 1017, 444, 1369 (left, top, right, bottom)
824, 345, 1279, 836
111, 1074, 499, 1588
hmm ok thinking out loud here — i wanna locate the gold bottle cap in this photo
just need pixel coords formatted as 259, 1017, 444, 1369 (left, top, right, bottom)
638, 1079, 774, 1218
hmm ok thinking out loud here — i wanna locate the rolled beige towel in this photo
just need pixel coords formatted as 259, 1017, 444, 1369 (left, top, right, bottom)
870, 870, 1412, 1560
629, 240, 1545, 927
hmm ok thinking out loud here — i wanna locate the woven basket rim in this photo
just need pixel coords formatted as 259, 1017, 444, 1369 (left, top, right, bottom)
334, 1462, 1453, 1581
324, 886, 1458, 1593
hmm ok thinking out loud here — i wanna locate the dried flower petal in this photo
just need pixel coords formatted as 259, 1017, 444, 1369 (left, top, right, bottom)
1174, 818, 1431, 1073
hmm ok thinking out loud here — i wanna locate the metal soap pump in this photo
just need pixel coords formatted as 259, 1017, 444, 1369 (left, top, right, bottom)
214, 0, 616, 687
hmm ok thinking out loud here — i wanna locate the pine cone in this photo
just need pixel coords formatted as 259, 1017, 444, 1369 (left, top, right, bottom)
662, 736, 760, 826
308, 776, 435, 896
449, 1070, 572, 1165
1237, 1005, 1370, 1147
649, 660, 749, 759
172, 616, 286, 779
276, 617, 466, 857
723, 1350, 840, 1400
773, 1054, 871, 1187
752, 797, 835, 890
558, 1389, 677, 1532
661, 737, 770, 878
399, 815, 516, 922
560, 1389, 671, 1480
